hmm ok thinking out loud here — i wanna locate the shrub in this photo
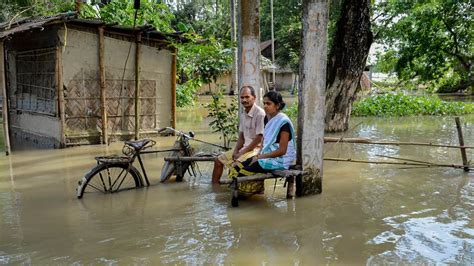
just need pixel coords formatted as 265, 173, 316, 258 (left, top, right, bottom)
204, 92, 238, 149
352, 93, 474, 117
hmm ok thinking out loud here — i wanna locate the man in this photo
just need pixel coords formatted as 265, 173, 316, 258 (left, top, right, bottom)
211, 86, 265, 183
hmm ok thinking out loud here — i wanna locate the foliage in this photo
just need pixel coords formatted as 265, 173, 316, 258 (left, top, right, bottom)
373, 0, 473, 93
435, 72, 463, 93
171, 35, 232, 107
0, 0, 75, 21
352, 93, 474, 117
285, 103, 298, 119
176, 79, 201, 107
166, 1, 233, 107
204, 92, 239, 149
259, 0, 344, 73
169, 0, 231, 41
175, 36, 232, 85
284, 103, 298, 126
92, 1, 174, 32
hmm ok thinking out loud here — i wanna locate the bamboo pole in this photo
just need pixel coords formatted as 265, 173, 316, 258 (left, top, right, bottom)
324, 157, 472, 170
56, 46, 66, 148
323, 137, 474, 149
454, 117, 469, 171
134, 32, 141, 140
375, 154, 434, 165
98, 27, 108, 144
171, 47, 177, 129
0, 41, 11, 155
164, 156, 216, 162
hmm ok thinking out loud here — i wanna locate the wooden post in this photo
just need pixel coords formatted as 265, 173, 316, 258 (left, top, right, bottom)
455, 117, 469, 172
296, 0, 329, 196
0, 41, 11, 155
171, 47, 177, 129
56, 46, 66, 148
134, 32, 141, 140
239, 0, 262, 103
98, 27, 108, 144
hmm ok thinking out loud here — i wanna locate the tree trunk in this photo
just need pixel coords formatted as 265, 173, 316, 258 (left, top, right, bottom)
325, 0, 373, 132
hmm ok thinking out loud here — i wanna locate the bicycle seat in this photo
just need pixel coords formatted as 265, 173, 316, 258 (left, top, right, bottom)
125, 139, 155, 151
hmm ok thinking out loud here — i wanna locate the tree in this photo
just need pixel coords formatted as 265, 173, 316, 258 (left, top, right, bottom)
0, 0, 75, 22
324, 0, 373, 132
259, 0, 372, 132
374, 0, 473, 93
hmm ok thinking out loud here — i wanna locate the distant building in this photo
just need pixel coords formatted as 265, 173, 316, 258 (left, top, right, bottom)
198, 39, 297, 95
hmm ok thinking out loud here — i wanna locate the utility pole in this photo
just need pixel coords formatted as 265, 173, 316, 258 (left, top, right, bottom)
296, 0, 329, 196
230, 0, 238, 95
238, 0, 261, 103
270, 0, 275, 90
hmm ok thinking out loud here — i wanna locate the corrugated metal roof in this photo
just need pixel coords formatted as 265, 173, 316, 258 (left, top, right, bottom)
0, 13, 73, 39
0, 12, 181, 42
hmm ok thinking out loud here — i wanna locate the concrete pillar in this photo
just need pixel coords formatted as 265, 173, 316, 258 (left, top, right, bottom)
238, 0, 261, 103
296, 0, 329, 196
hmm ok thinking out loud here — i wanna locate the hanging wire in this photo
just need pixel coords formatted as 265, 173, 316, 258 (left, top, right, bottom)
109, 8, 139, 144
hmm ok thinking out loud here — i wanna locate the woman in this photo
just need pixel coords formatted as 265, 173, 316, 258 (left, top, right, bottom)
229, 91, 296, 196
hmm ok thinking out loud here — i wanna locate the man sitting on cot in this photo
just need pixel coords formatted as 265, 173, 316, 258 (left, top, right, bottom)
211, 85, 266, 184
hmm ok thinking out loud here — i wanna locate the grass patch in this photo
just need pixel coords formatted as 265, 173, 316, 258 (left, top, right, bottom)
352, 93, 474, 117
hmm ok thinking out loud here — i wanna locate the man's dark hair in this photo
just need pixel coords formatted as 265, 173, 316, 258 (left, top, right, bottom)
240, 86, 256, 97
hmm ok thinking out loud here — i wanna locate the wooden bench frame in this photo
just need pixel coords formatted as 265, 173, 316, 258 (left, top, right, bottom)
165, 156, 304, 207
220, 169, 303, 207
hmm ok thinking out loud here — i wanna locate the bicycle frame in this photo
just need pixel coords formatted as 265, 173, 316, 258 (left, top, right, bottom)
126, 128, 193, 185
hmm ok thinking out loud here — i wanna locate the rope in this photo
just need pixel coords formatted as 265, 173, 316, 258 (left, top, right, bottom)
109, 8, 139, 144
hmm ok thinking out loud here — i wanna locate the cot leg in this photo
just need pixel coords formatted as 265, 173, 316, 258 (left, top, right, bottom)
286, 176, 295, 199
231, 178, 239, 207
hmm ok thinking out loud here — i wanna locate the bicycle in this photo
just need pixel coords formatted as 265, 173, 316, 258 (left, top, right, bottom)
76, 127, 208, 199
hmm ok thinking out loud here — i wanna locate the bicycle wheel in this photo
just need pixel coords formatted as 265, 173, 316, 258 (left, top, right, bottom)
77, 163, 142, 199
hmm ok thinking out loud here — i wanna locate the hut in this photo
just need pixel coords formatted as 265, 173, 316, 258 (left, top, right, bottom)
260, 39, 296, 91
0, 13, 179, 151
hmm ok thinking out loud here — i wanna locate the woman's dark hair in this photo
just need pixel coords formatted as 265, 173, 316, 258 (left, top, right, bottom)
263, 91, 286, 110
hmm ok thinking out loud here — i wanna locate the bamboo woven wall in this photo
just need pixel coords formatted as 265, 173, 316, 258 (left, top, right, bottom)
64, 69, 156, 139
60, 27, 171, 145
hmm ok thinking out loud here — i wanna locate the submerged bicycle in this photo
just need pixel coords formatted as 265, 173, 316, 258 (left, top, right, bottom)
76, 128, 221, 199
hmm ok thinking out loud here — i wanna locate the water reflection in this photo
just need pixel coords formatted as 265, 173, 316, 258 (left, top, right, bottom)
0, 98, 473, 264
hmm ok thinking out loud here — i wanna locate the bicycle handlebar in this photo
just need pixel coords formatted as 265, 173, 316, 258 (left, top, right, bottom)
158, 127, 194, 139
158, 127, 229, 150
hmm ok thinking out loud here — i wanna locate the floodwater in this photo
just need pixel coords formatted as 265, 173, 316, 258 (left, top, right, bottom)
1, 96, 473, 264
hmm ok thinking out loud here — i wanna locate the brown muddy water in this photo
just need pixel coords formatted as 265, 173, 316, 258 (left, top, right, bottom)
1, 96, 473, 264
